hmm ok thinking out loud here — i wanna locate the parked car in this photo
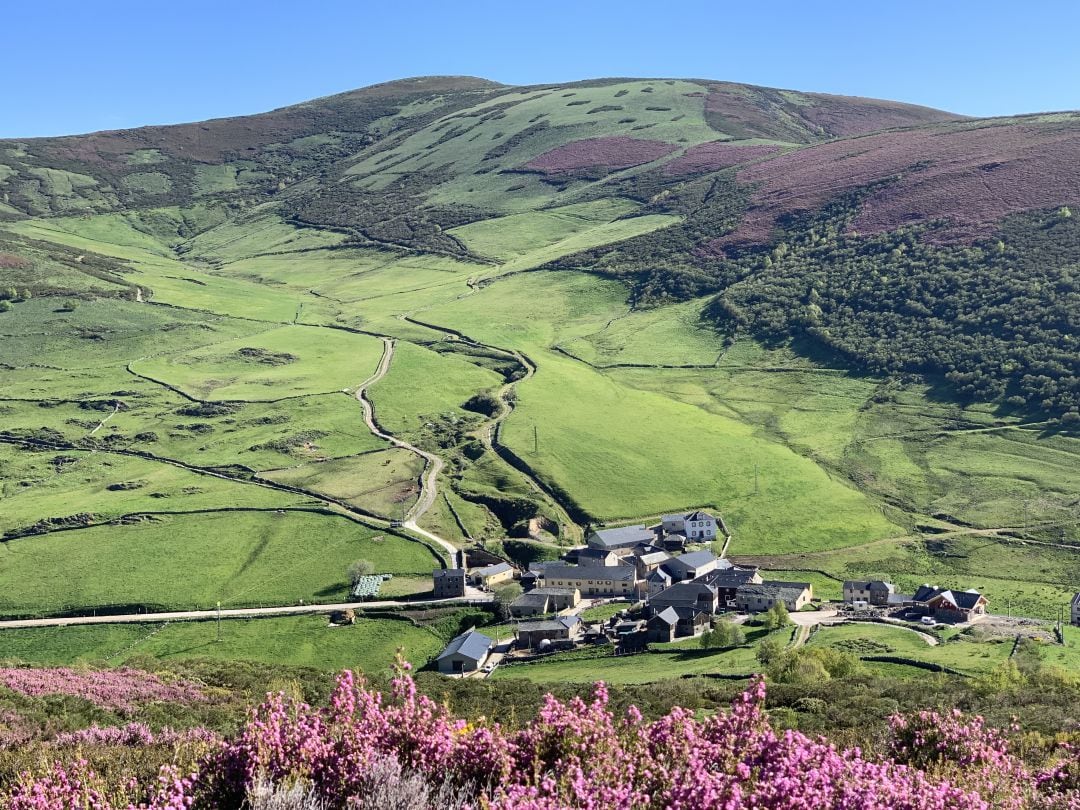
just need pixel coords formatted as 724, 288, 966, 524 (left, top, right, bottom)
920, 616, 937, 626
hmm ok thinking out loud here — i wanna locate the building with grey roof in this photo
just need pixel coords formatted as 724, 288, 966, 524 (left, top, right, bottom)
736, 581, 813, 613
539, 564, 639, 598
436, 629, 492, 674
587, 525, 657, 551
662, 550, 722, 582
472, 561, 515, 588
1071, 593, 1080, 627
433, 568, 466, 599
843, 580, 896, 605
509, 586, 580, 617
516, 615, 582, 649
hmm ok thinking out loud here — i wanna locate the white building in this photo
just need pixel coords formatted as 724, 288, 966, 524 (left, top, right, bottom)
660, 511, 719, 541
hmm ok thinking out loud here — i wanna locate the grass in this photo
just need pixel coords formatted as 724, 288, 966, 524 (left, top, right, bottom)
578, 602, 628, 622
0, 615, 444, 674
260, 450, 427, 519
0, 510, 438, 616
807, 622, 1013, 676
367, 341, 503, 439
131, 324, 384, 401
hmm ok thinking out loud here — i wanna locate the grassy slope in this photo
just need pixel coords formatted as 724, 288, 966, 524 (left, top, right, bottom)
0, 510, 437, 616
0, 615, 444, 673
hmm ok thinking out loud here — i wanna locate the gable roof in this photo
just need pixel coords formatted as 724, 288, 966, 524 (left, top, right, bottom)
476, 562, 513, 577
637, 551, 671, 566
843, 580, 895, 592
738, 581, 811, 601
433, 568, 466, 579
649, 606, 680, 626
1073, 592, 1080, 607
541, 564, 637, 583
663, 550, 719, 575
647, 568, 672, 583
651, 581, 717, 607
685, 511, 716, 522
437, 629, 492, 662
914, 584, 986, 610
531, 587, 579, 597
518, 615, 581, 633
701, 567, 760, 588
511, 593, 551, 609
588, 525, 656, 550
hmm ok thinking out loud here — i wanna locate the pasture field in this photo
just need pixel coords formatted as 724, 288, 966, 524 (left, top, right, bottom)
367, 340, 503, 440
807, 622, 1013, 676
130, 324, 384, 401
260, 450, 426, 519
0, 445, 313, 538
0, 615, 444, 673
0, 510, 436, 616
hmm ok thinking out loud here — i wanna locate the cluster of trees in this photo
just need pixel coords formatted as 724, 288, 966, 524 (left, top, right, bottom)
555, 166, 1080, 419
698, 617, 745, 649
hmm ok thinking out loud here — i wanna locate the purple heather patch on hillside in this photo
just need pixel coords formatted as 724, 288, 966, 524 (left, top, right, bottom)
524, 136, 677, 173
663, 141, 782, 175
0, 667, 206, 712
708, 120, 1080, 252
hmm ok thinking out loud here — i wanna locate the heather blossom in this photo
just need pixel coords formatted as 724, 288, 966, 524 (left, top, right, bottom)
5, 661, 1078, 809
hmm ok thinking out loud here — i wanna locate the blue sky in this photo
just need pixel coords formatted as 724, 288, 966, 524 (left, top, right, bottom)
5, 0, 1079, 138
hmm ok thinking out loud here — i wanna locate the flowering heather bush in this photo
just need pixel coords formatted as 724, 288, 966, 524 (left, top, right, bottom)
7, 660, 1079, 809
0, 253, 30, 270
52, 723, 221, 748
0, 667, 206, 713
524, 136, 677, 174
663, 141, 782, 175
711, 118, 1080, 250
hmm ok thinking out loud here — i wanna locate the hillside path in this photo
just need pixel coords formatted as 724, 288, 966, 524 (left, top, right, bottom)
0, 594, 494, 630
355, 338, 460, 566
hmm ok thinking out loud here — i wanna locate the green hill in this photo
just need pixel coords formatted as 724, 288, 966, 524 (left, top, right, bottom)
0, 76, 1077, 670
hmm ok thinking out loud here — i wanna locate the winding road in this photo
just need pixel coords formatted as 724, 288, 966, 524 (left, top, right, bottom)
354, 338, 461, 567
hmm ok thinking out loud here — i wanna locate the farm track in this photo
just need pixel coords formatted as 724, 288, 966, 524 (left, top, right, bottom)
0, 594, 495, 630
354, 338, 460, 566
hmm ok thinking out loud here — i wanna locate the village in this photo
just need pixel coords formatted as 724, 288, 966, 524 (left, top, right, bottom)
425, 510, 1080, 677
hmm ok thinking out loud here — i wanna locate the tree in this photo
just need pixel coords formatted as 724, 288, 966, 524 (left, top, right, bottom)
761, 601, 790, 630
492, 583, 523, 622
0, 301, 10, 313
347, 559, 375, 587
756, 636, 784, 667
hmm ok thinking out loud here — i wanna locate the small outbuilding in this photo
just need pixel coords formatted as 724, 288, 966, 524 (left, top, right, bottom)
436, 629, 492, 675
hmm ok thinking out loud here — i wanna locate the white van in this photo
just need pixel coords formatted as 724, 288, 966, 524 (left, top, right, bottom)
920, 616, 937, 627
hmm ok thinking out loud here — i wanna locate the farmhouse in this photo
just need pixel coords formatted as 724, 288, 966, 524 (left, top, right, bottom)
649, 581, 719, 616
633, 550, 671, 578
646, 606, 679, 643
587, 525, 656, 553
508, 586, 580, 617
912, 585, 988, 623
661, 511, 719, 541
843, 580, 896, 606
472, 562, 515, 589
1072, 593, 1080, 627
736, 581, 813, 613
663, 550, 722, 582
646, 568, 672, 597
436, 629, 492, 675
573, 548, 621, 567
432, 568, 466, 599
516, 616, 582, 650
701, 567, 762, 607
539, 564, 638, 598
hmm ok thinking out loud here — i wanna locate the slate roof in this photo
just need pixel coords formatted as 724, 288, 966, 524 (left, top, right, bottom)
738, 581, 811, 601
663, 550, 719, 577
701, 567, 759, 588
647, 569, 672, 583
913, 584, 986, 609
843, 580, 895, 592
530, 587, 579, 597
437, 629, 492, 662
518, 616, 580, 633
685, 511, 716, 522
588, 525, 656, 550
541, 564, 637, 583
476, 562, 513, 577
1073, 592, 1080, 607
649, 606, 679, 626
575, 548, 619, 565
511, 593, 551, 609
650, 581, 718, 608
637, 551, 671, 566
433, 568, 466, 579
